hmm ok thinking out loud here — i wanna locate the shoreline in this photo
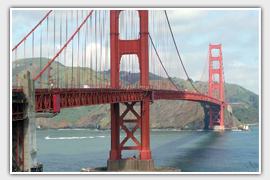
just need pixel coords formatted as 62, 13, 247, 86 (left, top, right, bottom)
37, 125, 259, 131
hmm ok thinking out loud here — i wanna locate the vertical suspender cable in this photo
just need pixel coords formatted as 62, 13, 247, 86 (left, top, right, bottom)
58, 11, 62, 88
95, 11, 97, 87
99, 10, 102, 87
129, 11, 131, 88
105, 10, 109, 88
195, 52, 208, 91
84, 11, 87, 86
100, 10, 103, 87
125, 10, 128, 88
77, 10, 80, 88
120, 12, 122, 87
101, 10, 104, 87
157, 14, 160, 89
90, 13, 93, 87
40, 22, 43, 88
32, 32, 35, 80
131, 11, 133, 88
100, 11, 105, 87
103, 10, 106, 87
127, 11, 129, 88
222, 59, 227, 103
98, 10, 100, 87
53, 11, 56, 87
128, 11, 132, 88
80, 10, 83, 87
71, 10, 74, 88
65, 10, 68, 88
81, 10, 84, 86
125, 11, 128, 88
86, 11, 89, 85
81, 11, 84, 85
47, 16, 50, 88
131, 12, 134, 88
24, 40, 26, 71
60, 11, 63, 88
15, 49, 18, 86
106, 11, 108, 88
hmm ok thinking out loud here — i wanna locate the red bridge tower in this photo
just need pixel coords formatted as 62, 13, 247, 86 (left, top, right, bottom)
208, 44, 225, 130
108, 10, 153, 171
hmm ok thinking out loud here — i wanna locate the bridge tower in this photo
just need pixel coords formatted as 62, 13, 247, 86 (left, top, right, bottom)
108, 10, 153, 171
208, 44, 225, 130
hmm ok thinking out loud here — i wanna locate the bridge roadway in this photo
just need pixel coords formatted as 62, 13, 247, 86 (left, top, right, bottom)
12, 88, 223, 117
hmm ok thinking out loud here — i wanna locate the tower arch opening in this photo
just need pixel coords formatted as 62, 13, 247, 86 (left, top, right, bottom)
119, 10, 140, 40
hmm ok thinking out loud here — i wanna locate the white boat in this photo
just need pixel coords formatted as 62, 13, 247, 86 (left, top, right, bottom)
44, 135, 50, 140
243, 125, 250, 131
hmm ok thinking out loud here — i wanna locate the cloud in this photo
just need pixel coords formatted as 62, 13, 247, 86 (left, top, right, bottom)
229, 61, 247, 67
11, 9, 260, 94
224, 65, 259, 94
166, 10, 209, 22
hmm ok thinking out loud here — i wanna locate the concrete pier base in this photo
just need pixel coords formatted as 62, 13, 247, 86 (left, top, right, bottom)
12, 71, 40, 172
107, 159, 154, 171
212, 125, 225, 131
82, 166, 181, 172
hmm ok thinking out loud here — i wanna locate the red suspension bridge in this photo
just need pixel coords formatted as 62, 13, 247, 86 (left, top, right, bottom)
12, 10, 227, 171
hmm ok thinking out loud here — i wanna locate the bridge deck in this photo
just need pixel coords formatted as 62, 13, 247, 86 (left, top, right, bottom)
12, 88, 223, 116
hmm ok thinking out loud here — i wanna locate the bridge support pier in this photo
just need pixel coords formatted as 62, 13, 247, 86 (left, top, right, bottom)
107, 159, 154, 172
12, 71, 42, 172
108, 94, 154, 171
109, 103, 121, 160
209, 105, 225, 130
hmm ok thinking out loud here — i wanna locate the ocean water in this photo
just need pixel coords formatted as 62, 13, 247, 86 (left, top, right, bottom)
36, 126, 259, 172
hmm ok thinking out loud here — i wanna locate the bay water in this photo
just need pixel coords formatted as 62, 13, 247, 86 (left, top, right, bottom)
36, 126, 259, 172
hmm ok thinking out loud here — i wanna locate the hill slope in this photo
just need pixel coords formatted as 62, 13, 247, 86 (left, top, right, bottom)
12, 58, 259, 129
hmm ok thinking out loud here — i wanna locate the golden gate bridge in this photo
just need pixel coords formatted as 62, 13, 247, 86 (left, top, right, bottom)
12, 9, 227, 172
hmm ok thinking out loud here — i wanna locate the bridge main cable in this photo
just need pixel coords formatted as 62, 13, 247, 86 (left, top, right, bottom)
149, 34, 179, 91
12, 10, 53, 52
164, 10, 200, 94
33, 10, 94, 81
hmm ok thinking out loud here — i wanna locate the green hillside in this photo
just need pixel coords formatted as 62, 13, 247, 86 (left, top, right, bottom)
189, 80, 259, 124
12, 58, 259, 129
12, 57, 108, 88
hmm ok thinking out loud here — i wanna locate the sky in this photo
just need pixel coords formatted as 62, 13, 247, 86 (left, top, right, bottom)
11, 8, 260, 94
164, 9, 260, 94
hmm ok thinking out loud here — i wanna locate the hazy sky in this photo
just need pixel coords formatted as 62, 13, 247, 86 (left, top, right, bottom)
166, 9, 260, 94
11, 9, 260, 94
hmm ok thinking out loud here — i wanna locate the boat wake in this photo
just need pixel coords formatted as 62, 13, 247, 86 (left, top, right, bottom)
151, 129, 181, 132
58, 128, 90, 131
44, 136, 107, 140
